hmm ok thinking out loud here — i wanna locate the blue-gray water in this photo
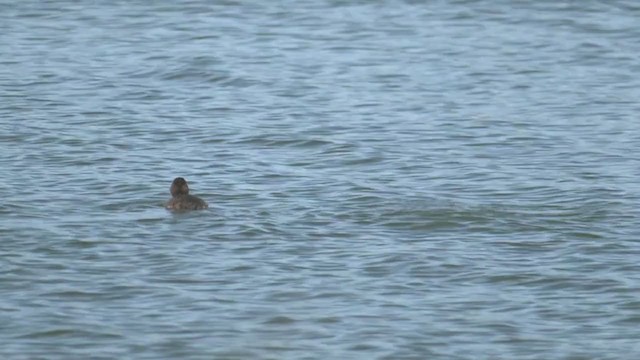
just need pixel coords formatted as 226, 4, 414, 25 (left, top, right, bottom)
2, 1, 640, 359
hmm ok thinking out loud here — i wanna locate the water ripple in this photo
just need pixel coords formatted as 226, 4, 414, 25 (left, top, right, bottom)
2, 0, 640, 359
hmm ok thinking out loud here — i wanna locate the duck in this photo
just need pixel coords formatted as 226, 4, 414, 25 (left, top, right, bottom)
165, 177, 208, 210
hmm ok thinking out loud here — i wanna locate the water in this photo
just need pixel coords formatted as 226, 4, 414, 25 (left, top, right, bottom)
2, 1, 640, 359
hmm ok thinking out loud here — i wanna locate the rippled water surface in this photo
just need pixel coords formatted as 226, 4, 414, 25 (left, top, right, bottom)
2, 1, 640, 359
